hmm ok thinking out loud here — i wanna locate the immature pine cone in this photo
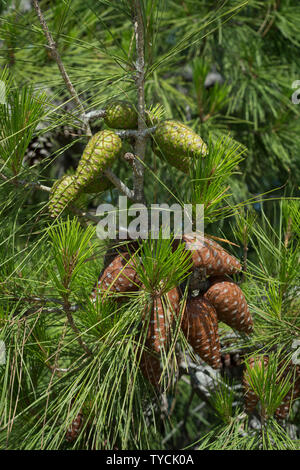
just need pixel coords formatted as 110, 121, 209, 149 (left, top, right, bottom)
104, 100, 138, 129
152, 120, 207, 173
75, 130, 122, 193
48, 175, 80, 218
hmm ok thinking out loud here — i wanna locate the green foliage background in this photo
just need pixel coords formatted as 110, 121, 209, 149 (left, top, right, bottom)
0, 0, 299, 450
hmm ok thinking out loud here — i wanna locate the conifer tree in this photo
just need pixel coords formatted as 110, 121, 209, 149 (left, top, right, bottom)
0, 0, 299, 450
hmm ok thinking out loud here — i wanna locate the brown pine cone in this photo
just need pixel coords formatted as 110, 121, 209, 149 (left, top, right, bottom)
66, 410, 84, 443
139, 287, 181, 386
143, 287, 180, 353
181, 296, 221, 369
204, 277, 253, 334
24, 131, 53, 166
182, 234, 241, 276
91, 252, 141, 301
243, 356, 269, 414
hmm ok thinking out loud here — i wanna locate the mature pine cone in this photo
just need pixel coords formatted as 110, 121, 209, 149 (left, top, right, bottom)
138, 288, 180, 387
91, 252, 141, 300
182, 234, 242, 277
181, 296, 221, 369
24, 129, 53, 167
204, 276, 253, 333
143, 287, 180, 353
89, 230, 248, 385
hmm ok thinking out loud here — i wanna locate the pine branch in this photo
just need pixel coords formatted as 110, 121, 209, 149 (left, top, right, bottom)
84, 108, 157, 138
84, 109, 106, 121
1, 168, 137, 214
62, 296, 93, 358
0, 171, 51, 193
132, 0, 147, 203
0, 172, 100, 222
9, 295, 81, 316
32, 0, 91, 136
103, 168, 135, 200
31, 0, 136, 202
116, 127, 156, 138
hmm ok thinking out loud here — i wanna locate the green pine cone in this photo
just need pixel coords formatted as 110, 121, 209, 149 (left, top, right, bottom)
152, 140, 190, 173
104, 100, 138, 129
49, 175, 80, 218
82, 175, 113, 194
152, 120, 207, 173
75, 130, 122, 191
104, 100, 164, 129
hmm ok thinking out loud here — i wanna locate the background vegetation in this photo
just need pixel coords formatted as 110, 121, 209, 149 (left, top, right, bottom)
0, 0, 299, 450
